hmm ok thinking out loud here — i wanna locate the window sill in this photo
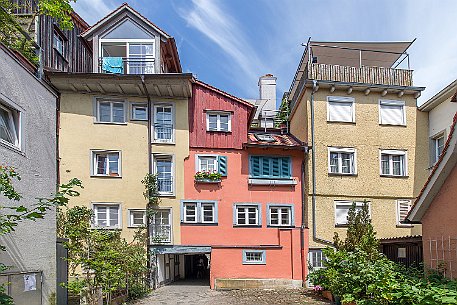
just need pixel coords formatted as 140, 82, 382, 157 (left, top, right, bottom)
150, 241, 172, 245
195, 179, 221, 184
248, 178, 297, 185
91, 226, 121, 230
130, 118, 148, 122
94, 121, 128, 125
396, 224, 413, 228
380, 175, 409, 179
181, 222, 218, 226
233, 224, 262, 228
152, 140, 175, 145
207, 130, 232, 133
0, 140, 24, 156
379, 123, 407, 127
267, 225, 295, 228
127, 225, 146, 228
335, 224, 349, 228
327, 120, 356, 124
158, 193, 175, 198
90, 175, 122, 178
242, 262, 266, 265
328, 173, 357, 177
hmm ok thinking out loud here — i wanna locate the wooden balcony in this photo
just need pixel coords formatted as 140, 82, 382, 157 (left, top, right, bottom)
308, 63, 413, 87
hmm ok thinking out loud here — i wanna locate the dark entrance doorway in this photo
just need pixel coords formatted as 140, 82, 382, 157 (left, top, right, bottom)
184, 254, 210, 281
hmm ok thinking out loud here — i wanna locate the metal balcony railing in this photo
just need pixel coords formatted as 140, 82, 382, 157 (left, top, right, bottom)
157, 177, 173, 194
99, 57, 155, 74
308, 63, 413, 87
153, 124, 173, 142
150, 224, 171, 243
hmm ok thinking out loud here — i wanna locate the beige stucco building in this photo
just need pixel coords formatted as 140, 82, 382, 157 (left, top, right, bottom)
47, 3, 194, 286
418, 79, 457, 167
287, 41, 429, 267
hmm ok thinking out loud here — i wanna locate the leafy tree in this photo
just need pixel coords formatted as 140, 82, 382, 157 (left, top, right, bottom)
0, 165, 82, 303
274, 96, 289, 127
333, 200, 379, 259
0, 0, 76, 63
59, 206, 149, 305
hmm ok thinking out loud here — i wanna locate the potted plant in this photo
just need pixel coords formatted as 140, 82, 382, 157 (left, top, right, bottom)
194, 171, 222, 183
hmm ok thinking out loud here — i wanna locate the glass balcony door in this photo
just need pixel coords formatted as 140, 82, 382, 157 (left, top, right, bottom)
99, 40, 155, 74
128, 43, 154, 74
150, 209, 171, 243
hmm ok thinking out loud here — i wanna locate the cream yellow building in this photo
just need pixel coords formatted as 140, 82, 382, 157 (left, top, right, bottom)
47, 3, 192, 286
287, 41, 429, 267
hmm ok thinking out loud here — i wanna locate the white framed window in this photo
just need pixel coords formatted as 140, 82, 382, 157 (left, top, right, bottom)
183, 202, 197, 223
380, 150, 407, 177
153, 154, 174, 195
334, 201, 369, 226
206, 112, 231, 132
96, 99, 126, 123
379, 100, 406, 126
53, 31, 64, 55
309, 249, 325, 269
242, 250, 266, 265
128, 209, 146, 227
153, 104, 173, 142
328, 147, 356, 175
268, 205, 293, 226
131, 103, 148, 121
396, 199, 412, 226
91, 151, 121, 177
197, 155, 218, 172
327, 96, 355, 123
93, 204, 121, 229
150, 209, 171, 243
234, 204, 260, 226
181, 201, 217, 224
127, 43, 155, 74
431, 133, 445, 164
0, 103, 20, 149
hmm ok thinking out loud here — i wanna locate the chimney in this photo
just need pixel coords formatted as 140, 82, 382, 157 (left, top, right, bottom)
258, 74, 277, 111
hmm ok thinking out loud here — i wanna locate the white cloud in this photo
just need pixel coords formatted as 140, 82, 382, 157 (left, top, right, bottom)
177, 0, 266, 96
71, 0, 116, 25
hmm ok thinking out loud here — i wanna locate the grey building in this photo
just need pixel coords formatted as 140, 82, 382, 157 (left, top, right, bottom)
0, 44, 58, 305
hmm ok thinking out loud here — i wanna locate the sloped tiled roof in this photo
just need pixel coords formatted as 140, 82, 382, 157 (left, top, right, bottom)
81, 3, 171, 38
246, 131, 305, 149
406, 111, 457, 222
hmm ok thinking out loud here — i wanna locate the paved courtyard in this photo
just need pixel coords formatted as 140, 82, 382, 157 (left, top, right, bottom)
131, 281, 330, 305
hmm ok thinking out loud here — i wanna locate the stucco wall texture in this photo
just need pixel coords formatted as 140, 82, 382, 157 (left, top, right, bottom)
290, 88, 428, 248
421, 164, 457, 277
182, 148, 307, 288
0, 48, 57, 305
59, 92, 189, 244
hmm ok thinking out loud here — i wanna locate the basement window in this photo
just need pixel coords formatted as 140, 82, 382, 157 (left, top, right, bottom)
242, 250, 266, 265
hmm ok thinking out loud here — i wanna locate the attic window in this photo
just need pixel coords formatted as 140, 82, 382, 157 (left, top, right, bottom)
255, 134, 275, 142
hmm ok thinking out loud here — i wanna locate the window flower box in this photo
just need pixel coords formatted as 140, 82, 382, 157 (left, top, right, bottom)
194, 171, 222, 183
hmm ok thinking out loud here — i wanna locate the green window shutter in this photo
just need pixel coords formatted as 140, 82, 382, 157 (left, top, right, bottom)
280, 157, 291, 178
218, 156, 228, 176
261, 157, 270, 177
250, 156, 261, 177
271, 157, 280, 178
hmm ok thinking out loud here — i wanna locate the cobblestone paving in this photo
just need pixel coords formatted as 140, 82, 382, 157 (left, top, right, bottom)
131, 281, 331, 305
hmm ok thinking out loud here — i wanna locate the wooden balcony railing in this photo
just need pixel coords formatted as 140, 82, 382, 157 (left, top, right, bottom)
308, 63, 413, 87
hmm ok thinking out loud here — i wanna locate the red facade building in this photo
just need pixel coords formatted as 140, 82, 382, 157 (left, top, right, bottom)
181, 80, 308, 289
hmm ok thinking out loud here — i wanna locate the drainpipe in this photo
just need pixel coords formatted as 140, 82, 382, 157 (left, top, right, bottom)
141, 75, 154, 288
310, 80, 333, 246
300, 157, 308, 285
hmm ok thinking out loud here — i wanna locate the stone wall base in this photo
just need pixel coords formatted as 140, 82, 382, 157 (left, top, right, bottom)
214, 278, 303, 290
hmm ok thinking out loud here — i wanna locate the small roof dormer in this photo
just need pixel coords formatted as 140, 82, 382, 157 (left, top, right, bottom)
82, 3, 181, 74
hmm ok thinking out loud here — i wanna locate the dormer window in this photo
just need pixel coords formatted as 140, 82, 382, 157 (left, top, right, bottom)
255, 134, 275, 142
206, 112, 231, 132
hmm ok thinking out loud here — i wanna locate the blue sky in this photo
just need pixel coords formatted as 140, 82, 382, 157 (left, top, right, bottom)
73, 0, 457, 105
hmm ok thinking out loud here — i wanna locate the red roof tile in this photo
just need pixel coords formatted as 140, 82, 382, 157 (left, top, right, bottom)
246, 131, 305, 149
